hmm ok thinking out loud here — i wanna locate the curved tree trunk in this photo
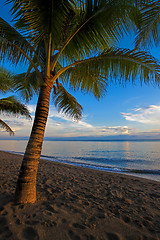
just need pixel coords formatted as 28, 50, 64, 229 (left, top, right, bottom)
15, 78, 53, 204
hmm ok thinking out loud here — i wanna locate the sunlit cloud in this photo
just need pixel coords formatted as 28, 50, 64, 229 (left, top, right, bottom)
101, 126, 131, 135
48, 106, 93, 127
0, 115, 33, 135
121, 105, 160, 124
0, 104, 150, 138
4, 104, 131, 138
46, 109, 132, 137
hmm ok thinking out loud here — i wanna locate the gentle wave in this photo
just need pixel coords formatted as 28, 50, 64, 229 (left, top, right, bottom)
1, 140, 160, 182
6, 150, 160, 178
41, 154, 160, 176
73, 156, 151, 164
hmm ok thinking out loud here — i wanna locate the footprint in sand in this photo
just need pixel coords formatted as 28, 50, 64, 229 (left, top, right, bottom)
72, 222, 86, 230
96, 211, 106, 219
22, 227, 39, 240
46, 204, 58, 214
122, 215, 131, 223
25, 220, 39, 225
105, 232, 121, 240
68, 229, 81, 240
0, 207, 4, 212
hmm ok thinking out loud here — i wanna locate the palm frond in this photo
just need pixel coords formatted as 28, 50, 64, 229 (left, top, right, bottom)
0, 96, 31, 119
56, 0, 137, 65
0, 66, 14, 92
13, 71, 43, 101
0, 118, 14, 135
52, 84, 83, 120
7, 0, 75, 47
135, 1, 160, 48
0, 17, 36, 65
58, 47, 160, 98
59, 66, 107, 100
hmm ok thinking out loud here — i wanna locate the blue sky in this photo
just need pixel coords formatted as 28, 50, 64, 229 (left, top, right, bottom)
1, 2, 160, 140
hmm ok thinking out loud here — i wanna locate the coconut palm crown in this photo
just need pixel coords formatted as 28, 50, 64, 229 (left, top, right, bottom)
1, 0, 160, 203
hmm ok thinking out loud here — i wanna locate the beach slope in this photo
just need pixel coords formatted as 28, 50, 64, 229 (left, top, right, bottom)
0, 150, 160, 240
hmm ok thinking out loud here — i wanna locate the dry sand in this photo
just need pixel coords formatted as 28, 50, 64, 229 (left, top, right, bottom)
0, 150, 160, 240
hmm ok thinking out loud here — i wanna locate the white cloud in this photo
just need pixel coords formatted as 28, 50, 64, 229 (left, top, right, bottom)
43, 106, 132, 137
0, 115, 33, 135
121, 105, 160, 124
101, 126, 130, 134
46, 115, 132, 137
0, 104, 132, 138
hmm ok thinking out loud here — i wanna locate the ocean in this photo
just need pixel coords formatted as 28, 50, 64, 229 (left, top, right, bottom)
0, 140, 160, 182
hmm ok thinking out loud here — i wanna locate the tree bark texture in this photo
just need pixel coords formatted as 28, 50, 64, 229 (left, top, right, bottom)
15, 78, 53, 204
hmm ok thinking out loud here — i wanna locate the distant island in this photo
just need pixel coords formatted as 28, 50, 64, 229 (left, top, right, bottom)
1, 135, 160, 141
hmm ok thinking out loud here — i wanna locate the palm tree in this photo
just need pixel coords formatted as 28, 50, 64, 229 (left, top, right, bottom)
1, 0, 160, 204
0, 67, 31, 134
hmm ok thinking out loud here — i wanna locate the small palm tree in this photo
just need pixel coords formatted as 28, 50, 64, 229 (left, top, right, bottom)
1, 0, 160, 204
0, 67, 31, 134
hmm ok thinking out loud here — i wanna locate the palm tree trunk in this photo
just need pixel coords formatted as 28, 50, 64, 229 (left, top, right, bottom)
15, 78, 53, 204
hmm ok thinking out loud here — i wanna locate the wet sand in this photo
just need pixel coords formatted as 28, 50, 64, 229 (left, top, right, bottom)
0, 150, 160, 240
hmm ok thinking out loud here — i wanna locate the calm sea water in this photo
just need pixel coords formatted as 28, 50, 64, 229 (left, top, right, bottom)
0, 140, 160, 182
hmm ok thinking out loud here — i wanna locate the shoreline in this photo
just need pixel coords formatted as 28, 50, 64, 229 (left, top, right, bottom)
0, 150, 160, 240
2, 149, 160, 183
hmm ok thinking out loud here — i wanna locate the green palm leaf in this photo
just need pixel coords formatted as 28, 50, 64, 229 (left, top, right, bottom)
0, 118, 14, 135
0, 66, 31, 134
52, 84, 83, 120
13, 71, 43, 101
57, 47, 160, 99
135, 1, 160, 48
0, 96, 31, 119
55, 0, 137, 66
8, 0, 75, 46
0, 66, 13, 92
0, 17, 36, 65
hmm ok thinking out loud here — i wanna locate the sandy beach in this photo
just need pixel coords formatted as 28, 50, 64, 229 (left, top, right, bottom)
0, 150, 160, 240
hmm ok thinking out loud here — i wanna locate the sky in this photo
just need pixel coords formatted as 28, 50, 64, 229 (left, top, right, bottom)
1, 2, 160, 140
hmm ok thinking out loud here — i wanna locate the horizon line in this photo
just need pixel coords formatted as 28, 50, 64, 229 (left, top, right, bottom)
0, 137, 160, 142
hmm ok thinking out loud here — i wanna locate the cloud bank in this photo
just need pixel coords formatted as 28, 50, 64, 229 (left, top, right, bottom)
1, 104, 160, 139
0, 105, 131, 137
121, 105, 160, 124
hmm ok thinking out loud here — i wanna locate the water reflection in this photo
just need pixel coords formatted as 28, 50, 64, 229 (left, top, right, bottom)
0, 140, 159, 181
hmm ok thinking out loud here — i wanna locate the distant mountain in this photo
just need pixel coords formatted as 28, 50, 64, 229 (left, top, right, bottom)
0, 134, 160, 141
